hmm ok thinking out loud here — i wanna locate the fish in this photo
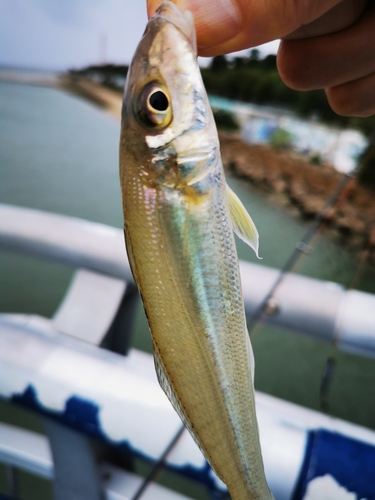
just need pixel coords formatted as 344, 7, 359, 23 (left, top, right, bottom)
119, 2, 273, 499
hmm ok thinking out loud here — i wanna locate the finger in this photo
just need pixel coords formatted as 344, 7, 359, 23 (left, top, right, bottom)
147, 0, 343, 55
277, 4, 375, 91
284, 0, 366, 40
326, 72, 375, 117
147, 0, 241, 50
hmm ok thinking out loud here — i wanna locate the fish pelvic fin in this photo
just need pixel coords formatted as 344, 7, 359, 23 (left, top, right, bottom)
226, 184, 261, 259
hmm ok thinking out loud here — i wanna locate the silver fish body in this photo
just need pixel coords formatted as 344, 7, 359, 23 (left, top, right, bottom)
120, 3, 273, 499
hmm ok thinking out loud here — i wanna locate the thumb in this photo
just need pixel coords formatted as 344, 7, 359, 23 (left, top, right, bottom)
147, 0, 344, 55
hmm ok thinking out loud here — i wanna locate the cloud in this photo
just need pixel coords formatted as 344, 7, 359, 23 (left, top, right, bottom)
0, 0, 147, 70
32, 0, 102, 26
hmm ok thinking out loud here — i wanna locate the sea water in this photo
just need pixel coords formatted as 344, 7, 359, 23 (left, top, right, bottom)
1, 81, 375, 497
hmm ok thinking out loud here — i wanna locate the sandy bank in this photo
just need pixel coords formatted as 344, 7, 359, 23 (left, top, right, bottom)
60, 76, 375, 264
59, 75, 122, 120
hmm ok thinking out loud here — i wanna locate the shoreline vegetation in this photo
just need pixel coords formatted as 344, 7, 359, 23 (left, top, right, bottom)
2, 64, 374, 264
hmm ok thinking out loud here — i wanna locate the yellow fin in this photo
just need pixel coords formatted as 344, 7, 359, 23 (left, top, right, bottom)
226, 185, 261, 259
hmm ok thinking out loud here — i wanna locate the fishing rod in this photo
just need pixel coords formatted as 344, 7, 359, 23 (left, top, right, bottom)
130, 173, 359, 500
131, 424, 185, 500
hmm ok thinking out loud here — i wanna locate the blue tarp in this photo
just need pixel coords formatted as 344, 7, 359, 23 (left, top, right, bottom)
293, 429, 375, 499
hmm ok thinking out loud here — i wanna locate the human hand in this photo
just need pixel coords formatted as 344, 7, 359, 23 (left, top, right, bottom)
147, 0, 375, 117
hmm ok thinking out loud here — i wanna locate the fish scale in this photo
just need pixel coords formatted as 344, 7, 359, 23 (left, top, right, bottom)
120, 2, 273, 499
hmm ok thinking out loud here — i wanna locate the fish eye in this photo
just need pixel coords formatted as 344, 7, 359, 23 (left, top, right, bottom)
137, 82, 172, 128
149, 91, 168, 112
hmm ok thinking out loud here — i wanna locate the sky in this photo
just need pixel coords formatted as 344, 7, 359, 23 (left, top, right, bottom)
0, 0, 279, 71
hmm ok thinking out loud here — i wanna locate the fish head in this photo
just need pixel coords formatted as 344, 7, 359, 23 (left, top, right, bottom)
120, 1, 218, 191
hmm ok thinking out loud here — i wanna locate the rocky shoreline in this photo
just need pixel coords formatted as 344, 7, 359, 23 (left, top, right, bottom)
59, 76, 375, 264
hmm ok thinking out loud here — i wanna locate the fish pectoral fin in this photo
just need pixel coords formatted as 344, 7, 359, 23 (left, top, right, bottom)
153, 342, 211, 461
226, 184, 261, 259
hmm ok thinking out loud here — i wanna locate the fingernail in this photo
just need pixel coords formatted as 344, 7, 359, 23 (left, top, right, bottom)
175, 0, 242, 50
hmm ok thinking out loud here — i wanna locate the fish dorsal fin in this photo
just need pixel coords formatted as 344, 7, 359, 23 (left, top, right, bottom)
152, 342, 213, 465
226, 185, 261, 259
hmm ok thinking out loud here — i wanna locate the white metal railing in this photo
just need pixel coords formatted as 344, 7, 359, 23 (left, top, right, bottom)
1, 203, 375, 358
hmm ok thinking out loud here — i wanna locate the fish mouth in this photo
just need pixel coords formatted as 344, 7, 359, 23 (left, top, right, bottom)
153, 1, 197, 55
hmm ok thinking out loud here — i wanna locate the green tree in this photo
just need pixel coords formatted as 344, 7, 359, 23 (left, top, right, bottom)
210, 55, 228, 72
357, 140, 375, 190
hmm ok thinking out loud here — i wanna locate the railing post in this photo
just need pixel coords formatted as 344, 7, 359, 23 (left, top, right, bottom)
43, 418, 105, 500
102, 282, 139, 355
